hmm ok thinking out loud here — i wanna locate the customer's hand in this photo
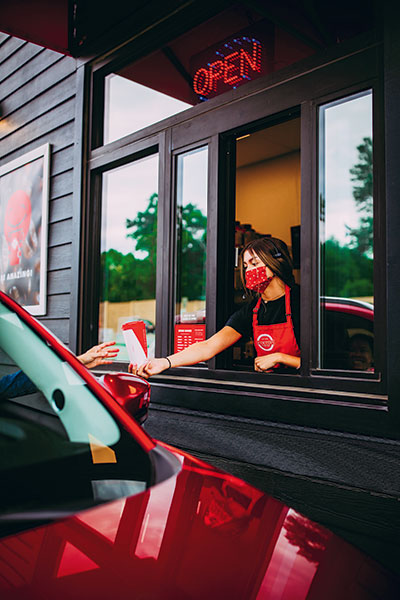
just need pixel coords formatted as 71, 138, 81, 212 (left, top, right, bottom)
78, 341, 119, 369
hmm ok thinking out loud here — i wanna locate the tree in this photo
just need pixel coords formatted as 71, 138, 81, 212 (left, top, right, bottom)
100, 249, 155, 301
126, 192, 158, 269
126, 194, 207, 301
284, 513, 330, 564
346, 136, 373, 256
322, 238, 373, 297
176, 202, 207, 301
101, 193, 207, 303
322, 136, 374, 298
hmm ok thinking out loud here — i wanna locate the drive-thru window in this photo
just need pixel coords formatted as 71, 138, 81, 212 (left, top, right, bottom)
79, 1, 386, 436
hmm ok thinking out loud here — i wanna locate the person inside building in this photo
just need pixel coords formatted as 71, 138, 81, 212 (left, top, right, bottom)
129, 236, 300, 378
0, 341, 119, 400
347, 333, 374, 371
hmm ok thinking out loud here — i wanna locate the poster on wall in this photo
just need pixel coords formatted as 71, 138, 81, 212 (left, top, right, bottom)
0, 144, 50, 315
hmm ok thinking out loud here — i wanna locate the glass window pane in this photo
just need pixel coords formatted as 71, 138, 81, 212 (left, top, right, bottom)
319, 91, 374, 372
101, 5, 374, 146
103, 1, 354, 146
104, 75, 192, 144
174, 147, 208, 354
99, 154, 158, 360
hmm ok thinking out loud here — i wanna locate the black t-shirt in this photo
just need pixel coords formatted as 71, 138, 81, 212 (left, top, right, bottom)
225, 284, 300, 346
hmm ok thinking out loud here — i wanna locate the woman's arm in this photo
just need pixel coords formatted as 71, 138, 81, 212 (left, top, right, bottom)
130, 326, 242, 378
254, 353, 300, 372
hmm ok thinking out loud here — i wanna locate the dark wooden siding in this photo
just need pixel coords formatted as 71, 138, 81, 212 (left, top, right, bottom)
0, 34, 77, 344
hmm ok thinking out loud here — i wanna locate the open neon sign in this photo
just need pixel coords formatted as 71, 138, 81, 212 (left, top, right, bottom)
192, 37, 263, 100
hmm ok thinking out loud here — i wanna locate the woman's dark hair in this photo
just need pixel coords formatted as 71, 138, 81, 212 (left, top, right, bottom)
239, 236, 296, 292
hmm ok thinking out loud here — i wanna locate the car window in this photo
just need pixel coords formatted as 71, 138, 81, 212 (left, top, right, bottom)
0, 303, 151, 531
0, 306, 120, 445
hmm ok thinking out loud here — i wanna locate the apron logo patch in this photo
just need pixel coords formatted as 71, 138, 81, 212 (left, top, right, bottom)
257, 333, 274, 351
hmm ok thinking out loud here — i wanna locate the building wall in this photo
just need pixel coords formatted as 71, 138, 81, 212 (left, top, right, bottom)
0, 33, 77, 344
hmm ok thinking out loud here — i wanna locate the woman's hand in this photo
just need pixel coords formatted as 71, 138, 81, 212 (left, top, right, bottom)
129, 357, 170, 379
254, 353, 281, 372
254, 352, 301, 371
128, 326, 242, 379
78, 341, 119, 369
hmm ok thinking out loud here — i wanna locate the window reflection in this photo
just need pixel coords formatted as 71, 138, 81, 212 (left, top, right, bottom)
99, 154, 158, 359
347, 333, 374, 371
0, 459, 395, 598
101, 3, 325, 146
256, 509, 327, 599
174, 147, 208, 353
104, 75, 192, 145
319, 91, 374, 371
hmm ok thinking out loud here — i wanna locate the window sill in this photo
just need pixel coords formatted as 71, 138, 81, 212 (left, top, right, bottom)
94, 363, 387, 408
151, 372, 387, 409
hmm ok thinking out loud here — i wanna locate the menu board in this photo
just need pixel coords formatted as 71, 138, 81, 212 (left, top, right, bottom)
174, 324, 206, 353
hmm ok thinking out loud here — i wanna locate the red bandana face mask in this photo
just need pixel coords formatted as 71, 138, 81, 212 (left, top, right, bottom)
245, 266, 275, 293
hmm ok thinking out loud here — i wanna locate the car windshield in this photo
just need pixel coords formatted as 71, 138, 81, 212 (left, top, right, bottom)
0, 302, 151, 534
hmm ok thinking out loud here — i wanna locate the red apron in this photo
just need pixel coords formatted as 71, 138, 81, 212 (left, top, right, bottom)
252, 285, 300, 362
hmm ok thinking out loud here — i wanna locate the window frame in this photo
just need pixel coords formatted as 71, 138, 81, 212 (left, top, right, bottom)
79, 33, 396, 435
80, 136, 162, 355
308, 81, 386, 388
167, 80, 385, 400
215, 107, 302, 373
171, 142, 211, 359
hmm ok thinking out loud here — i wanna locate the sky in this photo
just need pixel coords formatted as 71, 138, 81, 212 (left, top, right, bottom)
323, 91, 372, 246
104, 75, 192, 144
102, 76, 208, 256
102, 76, 372, 255
177, 146, 208, 215
101, 154, 159, 257
102, 146, 208, 256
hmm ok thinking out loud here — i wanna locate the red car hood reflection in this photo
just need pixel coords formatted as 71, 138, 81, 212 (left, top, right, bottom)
0, 445, 396, 600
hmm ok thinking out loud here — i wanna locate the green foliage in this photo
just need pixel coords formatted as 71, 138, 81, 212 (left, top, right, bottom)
101, 193, 207, 303
126, 192, 158, 269
100, 248, 155, 302
176, 203, 207, 301
346, 136, 373, 255
323, 136, 374, 298
322, 238, 373, 297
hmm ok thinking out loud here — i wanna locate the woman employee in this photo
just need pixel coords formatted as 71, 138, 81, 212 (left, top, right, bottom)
130, 236, 300, 378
